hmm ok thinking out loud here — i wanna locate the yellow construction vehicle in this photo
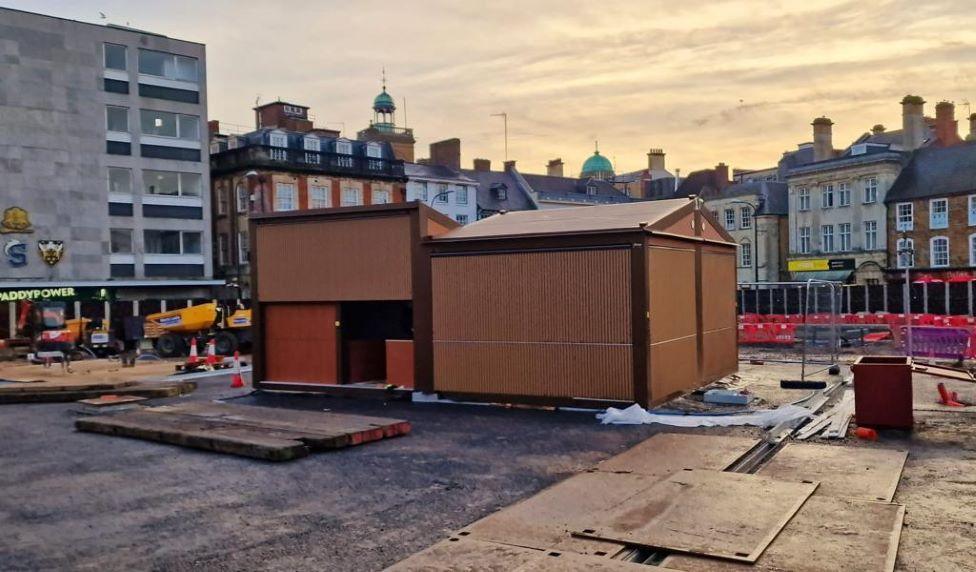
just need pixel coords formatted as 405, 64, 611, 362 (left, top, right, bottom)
145, 302, 252, 357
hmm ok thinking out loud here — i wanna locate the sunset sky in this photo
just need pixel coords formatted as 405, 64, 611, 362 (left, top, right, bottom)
7, 0, 976, 176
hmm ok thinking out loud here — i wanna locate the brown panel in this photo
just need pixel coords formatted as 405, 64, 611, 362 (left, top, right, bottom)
432, 249, 631, 343
434, 342, 633, 400
650, 337, 701, 401
256, 215, 412, 302
659, 211, 697, 238
426, 218, 452, 238
595, 433, 759, 477
264, 303, 338, 384
702, 327, 737, 382
647, 244, 700, 401
701, 248, 737, 331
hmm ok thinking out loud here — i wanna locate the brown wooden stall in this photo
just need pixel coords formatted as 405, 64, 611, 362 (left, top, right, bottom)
425, 198, 738, 408
250, 203, 458, 392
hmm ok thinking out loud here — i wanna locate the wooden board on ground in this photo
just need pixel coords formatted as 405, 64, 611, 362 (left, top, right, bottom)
0, 379, 134, 393
77, 395, 148, 407
573, 469, 818, 563
384, 537, 680, 572
662, 496, 905, 572
0, 381, 195, 404
912, 362, 975, 382
75, 402, 410, 462
594, 433, 759, 477
757, 443, 908, 502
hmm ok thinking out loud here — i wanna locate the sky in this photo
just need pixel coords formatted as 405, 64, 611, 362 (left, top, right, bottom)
5, 0, 976, 177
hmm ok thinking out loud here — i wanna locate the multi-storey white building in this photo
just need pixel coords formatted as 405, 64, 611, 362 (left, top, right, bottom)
404, 164, 478, 225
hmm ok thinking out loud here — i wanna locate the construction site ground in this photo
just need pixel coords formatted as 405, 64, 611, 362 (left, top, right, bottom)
0, 356, 200, 384
0, 361, 974, 571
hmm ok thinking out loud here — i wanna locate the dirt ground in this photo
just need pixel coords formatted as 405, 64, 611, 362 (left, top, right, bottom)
0, 360, 973, 571
0, 357, 189, 384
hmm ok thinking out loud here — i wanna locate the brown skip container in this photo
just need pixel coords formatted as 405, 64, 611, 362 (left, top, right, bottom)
851, 356, 913, 430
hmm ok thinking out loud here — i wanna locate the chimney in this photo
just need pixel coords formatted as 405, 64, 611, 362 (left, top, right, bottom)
648, 148, 666, 172
871, 124, 886, 136
969, 113, 976, 141
934, 101, 961, 146
429, 138, 461, 170
713, 162, 730, 190
812, 116, 834, 161
208, 120, 220, 138
473, 158, 491, 172
504, 160, 516, 173
546, 158, 564, 177
901, 95, 927, 150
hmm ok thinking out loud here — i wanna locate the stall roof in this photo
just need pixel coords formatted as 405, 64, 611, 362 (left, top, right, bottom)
433, 198, 731, 241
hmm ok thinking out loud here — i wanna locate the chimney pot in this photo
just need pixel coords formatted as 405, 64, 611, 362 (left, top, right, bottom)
901, 95, 927, 150
713, 163, 730, 190
647, 148, 666, 172
934, 101, 961, 146
871, 124, 886, 135
473, 158, 491, 172
504, 160, 516, 172
812, 116, 834, 161
546, 158, 564, 177
429, 138, 461, 170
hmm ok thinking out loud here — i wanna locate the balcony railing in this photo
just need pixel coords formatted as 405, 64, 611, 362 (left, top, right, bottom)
210, 145, 405, 179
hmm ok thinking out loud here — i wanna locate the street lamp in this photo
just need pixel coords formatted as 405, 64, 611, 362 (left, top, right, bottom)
729, 200, 759, 283
898, 232, 914, 357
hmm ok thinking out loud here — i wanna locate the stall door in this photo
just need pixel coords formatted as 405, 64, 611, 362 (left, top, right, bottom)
264, 303, 338, 384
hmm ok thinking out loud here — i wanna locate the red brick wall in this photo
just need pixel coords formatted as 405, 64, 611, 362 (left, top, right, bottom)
887, 194, 975, 268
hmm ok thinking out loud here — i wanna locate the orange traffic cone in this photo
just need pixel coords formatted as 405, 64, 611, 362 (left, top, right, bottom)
205, 338, 218, 366
187, 340, 199, 365
230, 351, 244, 388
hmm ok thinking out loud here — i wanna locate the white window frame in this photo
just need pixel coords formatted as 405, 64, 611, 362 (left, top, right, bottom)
929, 198, 949, 230
341, 185, 363, 207
799, 227, 811, 254
456, 214, 469, 225
216, 184, 229, 215
434, 184, 449, 204
896, 203, 914, 231
137, 49, 199, 83
724, 208, 736, 230
821, 184, 834, 209
456, 186, 469, 205
930, 236, 949, 268
896, 238, 915, 269
303, 136, 320, 152
838, 182, 851, 206
969, 195, 976, 226
970, 233, 976, 266
140, 109, 200, 140
864, 220, 878, 250
308, 184, 331, 209
838, 223, 851, 252
739, 206, 752, 229
821, 224, 834, 253
335, 140, 353, 155
864, 177, 878, 204
237, 231, 249, 264
269, 131, 288, 148
365, 143, 383, 158
235, 184, 248, 213
372, 185, 392, 205
740, 241, 752, 268
274, 182, 297, 212
143, 171, 202, 197
797, 187, 810, 211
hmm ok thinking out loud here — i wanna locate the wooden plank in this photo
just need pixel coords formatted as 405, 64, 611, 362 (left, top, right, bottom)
0, 382, 194, 404
573, 469, 818, 563
0, 380, 134, 394
594, 433, 760, 477
912, 362, 975, 382
384, 538, 681, 572
457, 471, 663, 556
757, 443, 908, 502
661, 497, 905, 572
76, 395, 147, 406
75, 410, 309, 462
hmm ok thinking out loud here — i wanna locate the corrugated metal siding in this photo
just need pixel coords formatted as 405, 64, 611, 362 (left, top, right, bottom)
431, 248, 632, 400
701, 246, 738, 381
256, 216, 412, 302
647, 244, 699, 401
264, 303, 338, 383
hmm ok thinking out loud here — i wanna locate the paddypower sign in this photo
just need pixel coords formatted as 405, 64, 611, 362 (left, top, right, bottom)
0, 287, 77, 301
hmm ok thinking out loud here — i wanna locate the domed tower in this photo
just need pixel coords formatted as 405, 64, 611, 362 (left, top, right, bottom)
356, 69, 416, 161
580, 143, 614, 181
372, 79, 396, 132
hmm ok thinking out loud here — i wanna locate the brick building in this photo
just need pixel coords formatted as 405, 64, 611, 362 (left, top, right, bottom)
209, 101, 406, 295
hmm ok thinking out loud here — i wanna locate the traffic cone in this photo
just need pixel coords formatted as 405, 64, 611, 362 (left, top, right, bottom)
205, 338, 218, 366
937, 382, 964, 407
230, 351, 244, 388
187, 340, 199, 365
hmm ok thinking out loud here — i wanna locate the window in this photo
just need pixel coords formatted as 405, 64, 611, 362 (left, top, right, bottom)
269, 132, 288, 148
821, 184, 834, 209
216, 185, 229, 215
107, 167, 132, 194
864, 220, 878, 250
838, 182, 851, 206
969, 196, 976, 226
740, 241, 752, 267
724, 208, 736, 230
930, 198, 948, 229
372, 186, 392, 205
235, 184, 249, 213
109, 229, 132, 254
970, 234, 976, 266
896, 238, 915, 268
138, 49, 199, 82
586, 183, 597, 196
435, 184, 449, 204
839, 223, 851, 251
365, 143, 382, 158
217, 233, 229, 266
456, 186, 469, 205
415, 182, 428, 202
821, 224, 834, 253
309, 185, 331, 209
456, 214, 469, 224
799, 226, 811, 254
797, 187, 810, 211
864, 177, 878, 203
303, 136, 320, 164
104, 43, 126, 71
896, 203, 914, 231
140, 110, 199, 140
740, 206, 752, 229
341, 185, 363, 206
144, 230, 201, 254
144, 171, 202, 197
335, 140, 353, 168
237, 231, 249, 264
274, 182, 297, 211
106, 106, 128, 132
931, 237, 949, 267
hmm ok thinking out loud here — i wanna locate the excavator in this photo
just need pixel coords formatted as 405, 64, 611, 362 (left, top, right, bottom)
144, 302, 251, 358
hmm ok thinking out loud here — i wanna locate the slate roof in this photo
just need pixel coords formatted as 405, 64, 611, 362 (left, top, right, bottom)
225, 127, 396, 158
404, 163, 476, 183
519, 173, 632, 205
459, 169, 537, 213
885, 141, 976, 202
711, 181, 789, 215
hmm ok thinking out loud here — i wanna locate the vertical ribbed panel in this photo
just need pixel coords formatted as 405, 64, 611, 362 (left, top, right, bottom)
647, 244, 699, 400
431, 249, 633, 400
701, 246, 738, 382
256, 216, 412, 301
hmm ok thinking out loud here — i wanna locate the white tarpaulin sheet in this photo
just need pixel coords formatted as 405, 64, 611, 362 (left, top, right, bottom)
598, 403, 813, 428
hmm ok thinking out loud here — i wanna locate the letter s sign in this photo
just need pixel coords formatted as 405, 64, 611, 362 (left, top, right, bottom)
4, 239, 27, 268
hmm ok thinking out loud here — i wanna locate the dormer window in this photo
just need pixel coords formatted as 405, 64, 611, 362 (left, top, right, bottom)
366, 143, 382, 158
492, 183, 508, 200
586, 183, 597, 196
269, 131, 287, 160
335, 140, 353, 155
303, 136, 320, 152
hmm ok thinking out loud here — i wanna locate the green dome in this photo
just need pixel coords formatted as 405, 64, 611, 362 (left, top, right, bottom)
581, 150, 613, 176
373, 90, 395, 112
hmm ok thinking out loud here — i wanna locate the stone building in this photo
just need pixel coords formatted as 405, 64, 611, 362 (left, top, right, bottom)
406, 139, 479, 225
703, 181, 789, 283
